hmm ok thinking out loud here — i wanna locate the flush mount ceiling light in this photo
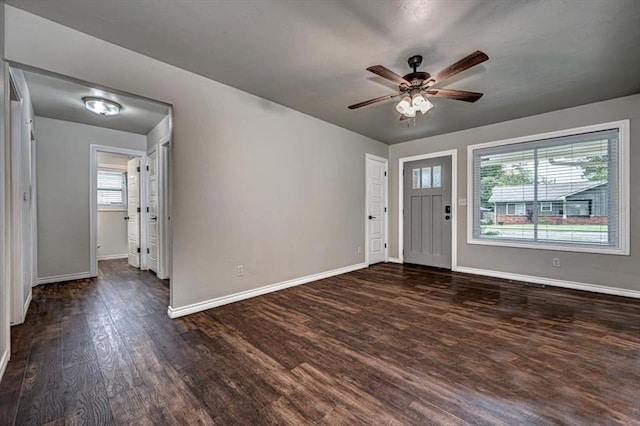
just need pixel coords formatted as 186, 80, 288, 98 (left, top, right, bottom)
83, 97, 122, 116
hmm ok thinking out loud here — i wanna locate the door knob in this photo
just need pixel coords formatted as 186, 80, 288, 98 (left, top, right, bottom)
124, 216, 130, 221
151, 216, 158, 221
368, 215, 376, 220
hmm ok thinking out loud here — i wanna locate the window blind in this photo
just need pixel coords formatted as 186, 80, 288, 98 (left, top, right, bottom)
97, 170, 126, 207
472, 128, 619, 249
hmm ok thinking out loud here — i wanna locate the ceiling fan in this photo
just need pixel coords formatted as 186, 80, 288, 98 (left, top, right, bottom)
348, 51, 489, 120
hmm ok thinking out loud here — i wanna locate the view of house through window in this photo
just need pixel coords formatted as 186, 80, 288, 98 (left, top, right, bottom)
471, 126, 622, 251
97, 170, 127, 208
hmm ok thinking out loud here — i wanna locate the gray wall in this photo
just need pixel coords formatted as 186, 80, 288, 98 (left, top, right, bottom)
97, 211, 128, 258
35, 117, 146, 280
147, 115, 170, 150
390, 94, 639, 292
7, 7, 388, 309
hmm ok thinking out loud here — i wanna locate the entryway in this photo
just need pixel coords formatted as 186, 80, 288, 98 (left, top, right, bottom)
399, 151, 457, 269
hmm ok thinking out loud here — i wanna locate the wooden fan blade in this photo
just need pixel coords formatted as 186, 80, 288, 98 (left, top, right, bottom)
426, 88, 484, 103
367, 65, 411, 87
428, 51, 488, 86
348, 92, 404, 110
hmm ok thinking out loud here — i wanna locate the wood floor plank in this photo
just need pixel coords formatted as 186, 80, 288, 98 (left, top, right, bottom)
1, 259, 639, 425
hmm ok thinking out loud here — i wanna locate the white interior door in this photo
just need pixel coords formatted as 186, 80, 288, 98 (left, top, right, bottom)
127, 158, 140, 268
367, 156, 387, 265
147, 149, 159, 273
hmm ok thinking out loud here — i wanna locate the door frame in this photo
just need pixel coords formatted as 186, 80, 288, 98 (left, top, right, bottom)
90, 144, 147, 276
398, 149, 458, 268
365, 153, 388, 266
153, 135, 171, 279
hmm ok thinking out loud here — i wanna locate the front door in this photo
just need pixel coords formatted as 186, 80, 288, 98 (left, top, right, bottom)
127, 158, 140, 268
403, 157, 452, 268
367, 156, 387, 265
147, 149, 159, 273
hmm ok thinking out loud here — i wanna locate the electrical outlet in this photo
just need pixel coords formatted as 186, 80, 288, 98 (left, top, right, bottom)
236, 265, 244, 277
458, 198, 467, 206
357, 246, 362, 254
552, 258, 560, 268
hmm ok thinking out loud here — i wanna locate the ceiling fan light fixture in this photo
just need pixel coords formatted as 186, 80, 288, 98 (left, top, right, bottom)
395, 96, 414, 116
83, 97, 122, 116
413, 95, 434, 114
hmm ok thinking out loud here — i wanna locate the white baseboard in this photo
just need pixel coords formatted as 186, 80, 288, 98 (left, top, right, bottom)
97, 254, 128, 261
22, 291, 32, 323
0, 349, 8, 383
387, 257, 401, 264
454, 266, 640, 299
36, 271, 95, 285
168, 262, 367, 319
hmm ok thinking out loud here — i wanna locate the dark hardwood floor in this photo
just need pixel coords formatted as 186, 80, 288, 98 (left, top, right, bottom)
1, 259, 639, 425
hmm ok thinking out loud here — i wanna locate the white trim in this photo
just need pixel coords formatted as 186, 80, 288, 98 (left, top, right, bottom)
36, 271, 93, 285
453, 266, 640, 299
0, 349, 9, 383
365, 153, 388, 266
398, 149, 458, 269
90, 145, 147, 277
167, 263, 367, 318
22, 290, 31, 323
387, 257, 401, 264
97, 253, 128, 261
466, 119, 630, 256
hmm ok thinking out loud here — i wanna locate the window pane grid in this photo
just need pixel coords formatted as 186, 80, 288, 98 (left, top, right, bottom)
473, 128, 618, 249
97, 170, 126, 207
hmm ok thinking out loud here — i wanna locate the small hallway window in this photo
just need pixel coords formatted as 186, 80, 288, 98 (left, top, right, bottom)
97, 170, 127, 209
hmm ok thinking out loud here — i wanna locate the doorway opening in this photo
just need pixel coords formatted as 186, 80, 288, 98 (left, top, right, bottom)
93, 149, 146, 272
4, 62, 173, 304
398, 150, 458, 269
7, 69, 37, 325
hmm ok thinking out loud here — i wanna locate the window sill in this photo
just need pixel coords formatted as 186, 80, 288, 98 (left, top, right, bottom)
98, 207, 128, 212
467, 237, 629, 256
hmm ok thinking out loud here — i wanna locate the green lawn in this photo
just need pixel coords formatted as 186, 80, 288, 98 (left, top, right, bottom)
481, 224, 607, 232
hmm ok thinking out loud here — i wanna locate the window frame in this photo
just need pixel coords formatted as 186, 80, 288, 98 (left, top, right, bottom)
539, 202, 552, 213
97, 168, 128, 211
506, 203, 526, 216
467, 120, 630, 255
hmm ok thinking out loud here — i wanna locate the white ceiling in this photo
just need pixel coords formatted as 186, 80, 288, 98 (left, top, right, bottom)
8, 0, 640, 144
21, 69, 170, 135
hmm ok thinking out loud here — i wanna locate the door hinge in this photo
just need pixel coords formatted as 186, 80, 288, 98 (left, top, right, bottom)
146, 165, 149, 171
384, 243, 387, 248
137, 166, 140, 172
147, 207, 150, 213
137, 247, 141, 253
384, 171, 387, 177
384, 207, 387, 212
137, 207, 141, 213
147, 248, 150, 254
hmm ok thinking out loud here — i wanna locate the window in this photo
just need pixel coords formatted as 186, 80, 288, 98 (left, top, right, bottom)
506, 203, 525, 215
567, 200, 591, 217
469, 120, 629, 254
412, 166, 442, 189
98, 170, 127, 209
